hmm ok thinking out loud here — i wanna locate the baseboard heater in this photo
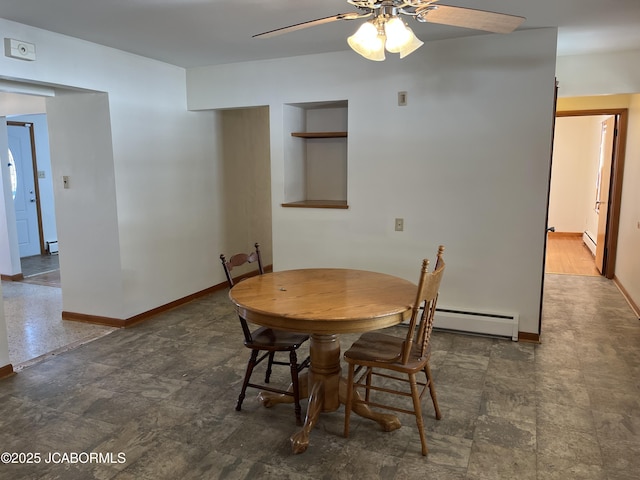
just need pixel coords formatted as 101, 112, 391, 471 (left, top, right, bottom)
46, 240, 59, 255
432, 307, 519, 341
583, 231, 596, 256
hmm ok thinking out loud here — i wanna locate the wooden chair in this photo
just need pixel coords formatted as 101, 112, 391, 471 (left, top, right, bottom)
343, 246, 446, 455
220, 242, 310, 425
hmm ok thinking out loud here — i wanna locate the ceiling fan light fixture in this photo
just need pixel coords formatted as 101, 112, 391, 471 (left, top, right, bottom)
349, 14, 424, 60
253, 1, 524, 62
347, 21, 386, 61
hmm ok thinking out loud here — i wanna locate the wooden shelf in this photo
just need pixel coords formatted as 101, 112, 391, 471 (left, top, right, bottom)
281, 200, 349, 209
291, 132, 347, 139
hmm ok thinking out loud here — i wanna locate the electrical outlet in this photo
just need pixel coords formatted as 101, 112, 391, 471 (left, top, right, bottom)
395, 218, 404, 231
37, 170, 45, 179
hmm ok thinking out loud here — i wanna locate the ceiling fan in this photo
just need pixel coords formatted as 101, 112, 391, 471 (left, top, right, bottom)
254, 0, 525, 61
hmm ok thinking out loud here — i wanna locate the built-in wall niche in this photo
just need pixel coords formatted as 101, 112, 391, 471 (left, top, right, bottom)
282, 101, 348, 209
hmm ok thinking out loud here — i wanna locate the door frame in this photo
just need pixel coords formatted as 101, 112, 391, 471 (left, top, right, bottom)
7, 120, 45, 256
555, 109, 628, 279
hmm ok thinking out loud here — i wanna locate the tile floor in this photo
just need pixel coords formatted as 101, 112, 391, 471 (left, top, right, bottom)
19, 254, 60, 278
2, 254, 115, 368
0, 274, 638, 479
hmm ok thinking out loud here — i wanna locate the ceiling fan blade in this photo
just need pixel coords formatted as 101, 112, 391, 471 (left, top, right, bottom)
253, 12, 364, 39
419, 5, 525, 34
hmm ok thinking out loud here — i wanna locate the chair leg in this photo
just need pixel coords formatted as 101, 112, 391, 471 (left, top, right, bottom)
237, 349, 259, 411
265, 351, 275, 383
424, 362, 442, 420
343, 363, 355, 438
365, 367, 373, 403
409, 373, 428, 456
289, 350, 303, 426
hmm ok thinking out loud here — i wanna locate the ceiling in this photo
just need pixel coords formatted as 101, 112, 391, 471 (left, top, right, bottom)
1, 0, 640, 68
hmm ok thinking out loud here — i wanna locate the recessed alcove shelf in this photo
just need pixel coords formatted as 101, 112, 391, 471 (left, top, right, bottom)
282, 101, 348, 209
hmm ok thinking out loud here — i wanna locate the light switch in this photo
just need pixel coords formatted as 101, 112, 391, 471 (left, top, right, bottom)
63, 176, 70, 189
395, 218, 404, 231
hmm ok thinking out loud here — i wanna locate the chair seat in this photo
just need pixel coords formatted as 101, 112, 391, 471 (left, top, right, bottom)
246, 327, 309, 350
343, 331, 432, 373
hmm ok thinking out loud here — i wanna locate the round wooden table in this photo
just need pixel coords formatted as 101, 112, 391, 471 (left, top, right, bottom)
229, 268, 416, 453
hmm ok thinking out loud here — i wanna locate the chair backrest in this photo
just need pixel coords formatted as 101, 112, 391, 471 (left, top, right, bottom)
220, 242, 264, 343
401, 245, 446, 364
219, 242, 264, 288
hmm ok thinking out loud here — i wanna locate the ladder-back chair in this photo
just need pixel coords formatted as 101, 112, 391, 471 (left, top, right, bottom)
343, 245, 446, 455
220, 242, 310, 425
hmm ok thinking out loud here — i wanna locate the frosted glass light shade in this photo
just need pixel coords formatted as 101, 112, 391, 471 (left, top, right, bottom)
384, 17, 412, 53
348, 22, 386, 61
399, 27, 424, 58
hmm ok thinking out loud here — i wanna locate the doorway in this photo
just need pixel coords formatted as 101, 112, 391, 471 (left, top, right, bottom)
547, 109, 628, 279
7, 121, 45, 258
6, 115, 59, 279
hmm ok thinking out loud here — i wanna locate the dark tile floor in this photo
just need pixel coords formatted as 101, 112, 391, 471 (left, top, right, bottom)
0, 274, 638, 479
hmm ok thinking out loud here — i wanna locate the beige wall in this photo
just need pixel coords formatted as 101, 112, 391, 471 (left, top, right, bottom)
549, 116, 604, 233
616, 95, 640, 312
220, 107, 272, 269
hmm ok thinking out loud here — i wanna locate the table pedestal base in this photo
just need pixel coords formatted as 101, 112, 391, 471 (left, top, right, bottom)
257, 333, 401, 454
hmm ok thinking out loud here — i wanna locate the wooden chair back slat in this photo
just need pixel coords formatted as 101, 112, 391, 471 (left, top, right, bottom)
401, 245, 446, 364
220, 242, 264, 288
220, 242, 264, 343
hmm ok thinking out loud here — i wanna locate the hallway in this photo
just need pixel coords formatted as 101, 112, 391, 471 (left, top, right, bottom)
545, 233, 600, 276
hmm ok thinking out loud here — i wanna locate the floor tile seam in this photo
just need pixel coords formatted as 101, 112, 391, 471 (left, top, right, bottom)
11, 334, 115, 371
475, 409, 538, 432
586, 400, 615, 477
483, 371, 538, 386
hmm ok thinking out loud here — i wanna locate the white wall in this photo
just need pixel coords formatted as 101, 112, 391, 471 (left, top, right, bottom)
556, 49, 640, 97
0, 281, 9, 366
0, 16, 221, 331
45, 92, 125, 316
187, 28, 558, 335
549, 116, 604, 233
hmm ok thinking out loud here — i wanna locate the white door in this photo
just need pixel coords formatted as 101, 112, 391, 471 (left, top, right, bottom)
8, 124, 41, 257
594, 116, 615, 274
